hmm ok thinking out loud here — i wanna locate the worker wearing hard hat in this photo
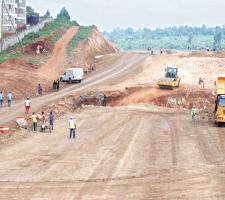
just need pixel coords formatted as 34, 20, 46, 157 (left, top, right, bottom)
69, 116, 76, 139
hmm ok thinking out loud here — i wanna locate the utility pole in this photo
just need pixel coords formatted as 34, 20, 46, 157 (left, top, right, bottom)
1, 0, 4, 52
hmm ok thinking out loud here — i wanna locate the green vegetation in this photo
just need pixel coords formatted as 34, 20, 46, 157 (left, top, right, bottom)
104, 25, 225, 50
57, 7, 71, 20
21, 17, 78, 46
67, 26, 95, 57
26, 6, 38, 17
0, 17, 79, 64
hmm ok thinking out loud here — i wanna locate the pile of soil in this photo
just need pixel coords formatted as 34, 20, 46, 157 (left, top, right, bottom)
24, 38, 54, 54
72, 28, 119, 72
106, 86, 215, 111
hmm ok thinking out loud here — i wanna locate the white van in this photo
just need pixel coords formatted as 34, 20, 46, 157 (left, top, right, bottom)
60, 68, 84, 83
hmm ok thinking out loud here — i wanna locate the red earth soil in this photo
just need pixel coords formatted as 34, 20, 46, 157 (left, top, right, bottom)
24, 38, 54, 54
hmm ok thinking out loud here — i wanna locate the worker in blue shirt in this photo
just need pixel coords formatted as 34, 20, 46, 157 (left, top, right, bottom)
7, 92, 13, 107
0, 91, 4, 107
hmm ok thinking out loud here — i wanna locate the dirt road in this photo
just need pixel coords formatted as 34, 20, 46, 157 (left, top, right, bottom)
0, 106, 225, 199
0, 52, 148, 125
1, 51, 225, 199
38, 26, 79, 79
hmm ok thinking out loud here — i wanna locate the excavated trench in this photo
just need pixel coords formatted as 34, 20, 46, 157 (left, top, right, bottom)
73, 86, 215, 111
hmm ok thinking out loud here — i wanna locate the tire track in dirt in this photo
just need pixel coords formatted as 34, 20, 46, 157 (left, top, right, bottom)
194, 124, 224, 164
73, 114, 134, 199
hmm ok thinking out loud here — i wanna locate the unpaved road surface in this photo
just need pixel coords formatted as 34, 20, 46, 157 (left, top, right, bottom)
1, 51, 225, 199
38, 26, 79, 79
0, 106, 225, 199
0, 52, 148, 125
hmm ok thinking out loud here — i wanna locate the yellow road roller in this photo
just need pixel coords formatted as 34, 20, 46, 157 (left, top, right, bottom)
157, 67, 181, 89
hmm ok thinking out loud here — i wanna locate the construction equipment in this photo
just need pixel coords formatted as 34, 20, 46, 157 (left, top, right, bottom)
215, 77, 225, 127
157, 67, 181, 89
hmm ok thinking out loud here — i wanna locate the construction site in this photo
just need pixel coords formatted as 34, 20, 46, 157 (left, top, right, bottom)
0, 2, 225, 199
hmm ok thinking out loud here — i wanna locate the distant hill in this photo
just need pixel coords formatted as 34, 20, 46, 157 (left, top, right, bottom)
103, 25, 225, 50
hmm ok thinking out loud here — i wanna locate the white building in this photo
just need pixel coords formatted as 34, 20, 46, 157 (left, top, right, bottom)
0, 0, 26, 37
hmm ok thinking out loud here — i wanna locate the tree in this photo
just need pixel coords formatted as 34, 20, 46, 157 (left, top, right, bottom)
57, 7, 70, 20
214, 27, 222, 50
44, 9, 51, 18
26, 6, 39, 17
26, 6, 35, 17
188, 35, 193, 44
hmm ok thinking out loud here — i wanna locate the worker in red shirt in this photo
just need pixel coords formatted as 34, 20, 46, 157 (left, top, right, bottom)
25, 97, 31, 114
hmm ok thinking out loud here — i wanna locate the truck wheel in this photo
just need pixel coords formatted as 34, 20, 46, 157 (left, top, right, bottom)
60, 77, 63, 82
78, 80, 81, 83
69, 78, 72, 84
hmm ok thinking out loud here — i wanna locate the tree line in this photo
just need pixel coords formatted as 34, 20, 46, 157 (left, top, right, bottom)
103, 25, 225, 50
26, 6, 71, 21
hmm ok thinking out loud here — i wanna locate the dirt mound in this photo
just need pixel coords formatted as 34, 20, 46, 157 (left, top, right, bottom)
24, 38, 54, 54
187, 50, 225, 58
106, 86, 215, 111
72, 28, 119, 72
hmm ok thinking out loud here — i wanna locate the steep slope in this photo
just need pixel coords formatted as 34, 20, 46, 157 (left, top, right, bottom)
72, 28, 118, 71
0, 27, 78, 100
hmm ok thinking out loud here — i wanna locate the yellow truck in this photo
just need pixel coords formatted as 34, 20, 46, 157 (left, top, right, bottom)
157, 67, 181, 89
215, 77, 225, 127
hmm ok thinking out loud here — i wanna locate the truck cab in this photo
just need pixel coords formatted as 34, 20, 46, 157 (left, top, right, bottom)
215, 77, 225, 126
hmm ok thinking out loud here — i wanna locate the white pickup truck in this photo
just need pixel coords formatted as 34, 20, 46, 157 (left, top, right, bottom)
60, 68, 84, 83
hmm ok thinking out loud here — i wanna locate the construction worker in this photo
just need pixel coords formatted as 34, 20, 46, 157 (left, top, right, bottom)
25, 97, 31, 114
31, 112, 38, 132
38, 84, 43, 96
199, 78, 205, 88
0, 91, 4, 107
53, 80, 56, 91
49, 111, 54, 130
191, 106, 197, 123
7, 92, 13, 107
69, 116, 76, 139
40, 111, 46, 132
56, 79, 60, 92
202, 78, 205, 88
103, 94, 107, 106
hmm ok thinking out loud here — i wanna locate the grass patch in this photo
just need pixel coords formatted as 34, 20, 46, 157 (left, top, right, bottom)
20, 17, 78, 46
67, 26, 95, 57
0, 57, 7, 64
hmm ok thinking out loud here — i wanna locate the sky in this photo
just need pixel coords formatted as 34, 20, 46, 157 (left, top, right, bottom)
28, 0, 225, 31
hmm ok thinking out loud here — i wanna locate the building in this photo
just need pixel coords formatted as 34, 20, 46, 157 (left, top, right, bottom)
0, 0, 26, 37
